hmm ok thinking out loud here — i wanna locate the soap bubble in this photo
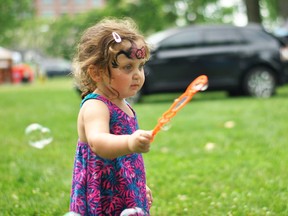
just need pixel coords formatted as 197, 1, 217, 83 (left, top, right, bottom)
120, 207, 147, 216
25, 123, 53, 149
63, 212, 81, 216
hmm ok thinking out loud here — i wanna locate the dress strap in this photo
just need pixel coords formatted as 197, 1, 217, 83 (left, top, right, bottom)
80, 93, 136, 119
80, 93, 98, 107
80, 93, 116, 115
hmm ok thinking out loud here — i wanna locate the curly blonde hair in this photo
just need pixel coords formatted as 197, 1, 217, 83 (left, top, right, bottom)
73, 17, 150, 98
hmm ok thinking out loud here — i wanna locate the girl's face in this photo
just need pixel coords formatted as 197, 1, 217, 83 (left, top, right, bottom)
106, 40, 147, 99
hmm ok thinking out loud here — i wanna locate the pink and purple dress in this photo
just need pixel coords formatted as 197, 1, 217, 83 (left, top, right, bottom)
69, 93, 149, 215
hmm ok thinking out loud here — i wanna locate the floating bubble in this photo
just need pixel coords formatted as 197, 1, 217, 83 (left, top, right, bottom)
63, 212, 81, 216
120, 207, 147, 216
25, 123, 53, 149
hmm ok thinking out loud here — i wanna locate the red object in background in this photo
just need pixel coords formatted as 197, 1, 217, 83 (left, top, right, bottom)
12, 64, 34, 83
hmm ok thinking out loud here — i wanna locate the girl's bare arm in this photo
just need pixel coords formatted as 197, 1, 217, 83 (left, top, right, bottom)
79, 100, 151, 159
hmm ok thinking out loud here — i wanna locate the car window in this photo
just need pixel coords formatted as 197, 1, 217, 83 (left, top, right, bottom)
203, 28, 244, 46
241, 28, 277, 43
147, 31, 172, 45
159, 29, 203, 50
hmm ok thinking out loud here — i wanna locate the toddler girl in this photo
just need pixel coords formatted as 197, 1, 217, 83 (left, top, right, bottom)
69, 17, 153, 215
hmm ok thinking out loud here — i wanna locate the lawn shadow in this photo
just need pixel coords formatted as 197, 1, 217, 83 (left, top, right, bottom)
139, 91, 231, 104
275, 84, 288, 98
138, 84, 288, 104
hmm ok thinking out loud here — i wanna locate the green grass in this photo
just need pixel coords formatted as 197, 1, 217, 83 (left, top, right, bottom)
1, 78, 288, 215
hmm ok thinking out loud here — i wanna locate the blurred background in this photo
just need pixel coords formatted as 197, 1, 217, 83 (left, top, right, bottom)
1, 0, 288, 94
1, 1, 288, 215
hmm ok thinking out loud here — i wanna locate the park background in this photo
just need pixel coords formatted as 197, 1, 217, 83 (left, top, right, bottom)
1, 0, 288, 215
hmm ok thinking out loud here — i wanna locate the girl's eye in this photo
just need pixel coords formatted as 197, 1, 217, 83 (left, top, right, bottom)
120, 62, 145, 73
139, 64, 145, 71
123, 64, 133, 71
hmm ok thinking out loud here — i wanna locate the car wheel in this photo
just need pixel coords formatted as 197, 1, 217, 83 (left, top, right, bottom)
243, 67, 276, 98
126, 90, 142, 104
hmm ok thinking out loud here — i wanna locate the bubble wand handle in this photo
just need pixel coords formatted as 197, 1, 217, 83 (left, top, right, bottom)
152, 75, 208, 139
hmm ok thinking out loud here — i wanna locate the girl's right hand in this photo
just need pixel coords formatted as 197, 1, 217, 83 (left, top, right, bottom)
128, 130, 152, 153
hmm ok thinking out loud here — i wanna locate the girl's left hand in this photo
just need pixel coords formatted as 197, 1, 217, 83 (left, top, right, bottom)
146, 185, 153, 209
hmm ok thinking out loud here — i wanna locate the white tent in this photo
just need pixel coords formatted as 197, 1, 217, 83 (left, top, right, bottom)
0, 47, 12, 59
0, 47, 12, 83
0, 47, 12, 69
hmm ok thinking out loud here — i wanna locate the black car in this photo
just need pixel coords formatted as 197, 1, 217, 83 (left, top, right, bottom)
39, 58, 72, 78
137, 24, 288, 101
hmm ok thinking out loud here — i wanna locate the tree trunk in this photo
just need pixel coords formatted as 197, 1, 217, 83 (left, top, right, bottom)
278, 0, 288, 20
244, 0, 262, 23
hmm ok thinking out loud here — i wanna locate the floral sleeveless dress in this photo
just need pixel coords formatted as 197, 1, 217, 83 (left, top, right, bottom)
69, 93, 149, 215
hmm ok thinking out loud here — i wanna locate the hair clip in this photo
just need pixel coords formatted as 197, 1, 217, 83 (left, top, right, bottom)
112, 32, 122, 43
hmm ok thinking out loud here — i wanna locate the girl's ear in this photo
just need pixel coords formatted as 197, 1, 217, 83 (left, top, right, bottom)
88, 65, 101, 82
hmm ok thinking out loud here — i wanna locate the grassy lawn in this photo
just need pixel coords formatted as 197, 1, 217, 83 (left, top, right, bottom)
0, 78, 287, 215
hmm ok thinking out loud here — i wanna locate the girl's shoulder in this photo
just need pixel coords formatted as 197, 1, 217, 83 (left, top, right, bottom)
81, 93, 135, 118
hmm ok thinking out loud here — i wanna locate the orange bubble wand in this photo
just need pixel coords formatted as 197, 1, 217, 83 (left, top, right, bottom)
152, 75, 208, 139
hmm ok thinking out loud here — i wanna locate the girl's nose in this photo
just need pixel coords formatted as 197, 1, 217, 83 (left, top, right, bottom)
133, 69, 141, 79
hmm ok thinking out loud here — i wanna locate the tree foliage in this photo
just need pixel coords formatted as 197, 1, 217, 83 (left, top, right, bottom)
261, 0, 288, 23
1, 0, 288, 59
0, 0, 34, 44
